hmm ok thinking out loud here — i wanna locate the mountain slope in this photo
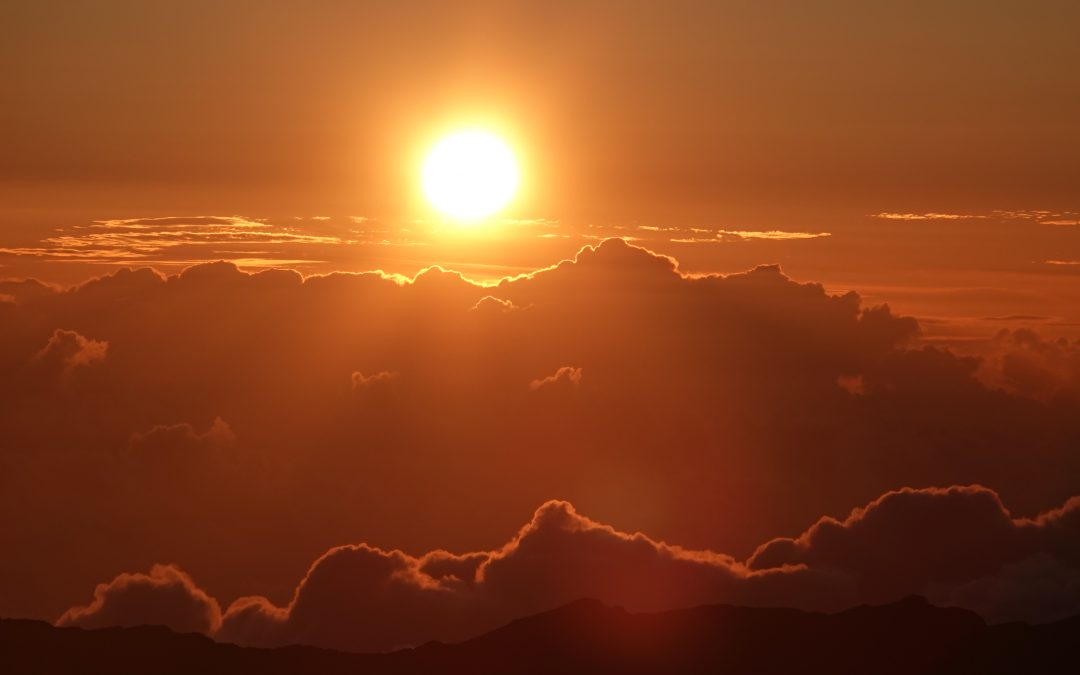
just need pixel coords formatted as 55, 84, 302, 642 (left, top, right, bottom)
3, 597, 1077, 674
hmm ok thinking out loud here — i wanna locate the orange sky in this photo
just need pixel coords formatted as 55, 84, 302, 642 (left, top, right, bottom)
2, 1, 1078, 343
3, 1, 1080, 650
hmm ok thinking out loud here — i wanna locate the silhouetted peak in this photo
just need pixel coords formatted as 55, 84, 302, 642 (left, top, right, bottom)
4, 597, 1080, 674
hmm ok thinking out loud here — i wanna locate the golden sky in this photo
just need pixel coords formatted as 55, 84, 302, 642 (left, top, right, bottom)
2, 2, 1078, 339
3, 2, 1080, 649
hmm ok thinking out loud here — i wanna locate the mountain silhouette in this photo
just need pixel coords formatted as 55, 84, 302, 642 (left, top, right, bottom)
3, 596, 1078, 674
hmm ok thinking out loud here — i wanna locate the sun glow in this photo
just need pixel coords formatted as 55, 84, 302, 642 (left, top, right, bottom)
422, 130, 519, 222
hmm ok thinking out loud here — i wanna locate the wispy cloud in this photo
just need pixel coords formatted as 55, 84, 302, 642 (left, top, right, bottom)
0, 215, 354, 267
871, 209, 1080, 225
90, 216, 268, 230
718, 230, 831, 240
670, 230, 831, 243
870, 212, 987, 221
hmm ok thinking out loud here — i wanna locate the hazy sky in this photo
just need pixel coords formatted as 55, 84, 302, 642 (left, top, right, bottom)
3, 2, 1080, 649
2, 1, 1078, 338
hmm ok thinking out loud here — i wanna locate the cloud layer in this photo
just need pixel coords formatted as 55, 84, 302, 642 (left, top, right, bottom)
58, 486, 1080, 652
2, 239, 1078, 628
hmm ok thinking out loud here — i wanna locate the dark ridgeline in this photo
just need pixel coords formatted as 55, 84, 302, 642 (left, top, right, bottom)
2, 596, 1077, 674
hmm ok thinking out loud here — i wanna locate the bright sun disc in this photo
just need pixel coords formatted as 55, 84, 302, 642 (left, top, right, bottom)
422, 131, 519, 221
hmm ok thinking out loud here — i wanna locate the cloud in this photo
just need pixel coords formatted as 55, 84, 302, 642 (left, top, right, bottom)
929, 553, 1080, 624
669, 230, 831, 243
529, 366, 583, 391
66, 486, 1080, 653
0, 278, 59, 304
32, 328, 108, 375
3, 238, 1079, 626
0, 214, 352, 268
868, 210, 1080, 225
129, 417, 236, 451
749, 486, 1080, 613
717, 230, 831, 240
350, 370, 400, 389
972, 329, 1080, 401
56, 565, 221, 634
870, 212, 987, 221
91, 216, 268, 229
470, 295, 518, 313
216, 499, 850, 652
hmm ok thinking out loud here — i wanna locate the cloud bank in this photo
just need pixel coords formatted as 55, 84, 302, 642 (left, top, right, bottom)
1, 238, 1077, 628
58, 486, 1080, 652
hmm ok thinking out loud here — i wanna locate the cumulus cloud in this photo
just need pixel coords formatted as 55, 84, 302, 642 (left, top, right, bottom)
64, 486, 1080, 653
129, 417, 236, 450
213, 499, 850, 652
471, 295, 518, 313
56, 564, 221, 634
32, 328, 108, 375
3, 238, 1079, 626
972, 329, 1080, 401
749, 486, 1080, 619
529, 366, 583, 391
350, 370, 399, 389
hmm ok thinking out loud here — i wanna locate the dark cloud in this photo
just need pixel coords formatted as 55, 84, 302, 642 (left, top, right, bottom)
32, 328, 108, 375
749, 486, 1080, 621
977, 329, 1080, 401
65, 487, 1080, 653
2, 239, 1078, 624
929, 553, 1080, 625
56, 565, 221, 635
129, 418, 236, 451
209, 499, 851, 652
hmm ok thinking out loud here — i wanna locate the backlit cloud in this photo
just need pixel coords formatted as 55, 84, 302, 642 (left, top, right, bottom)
33, 329, 108, 375
2, 239, 1078, 628
870, 210, 1080, 225
61, 486, 1080, 652
0, 215, 354, 269
529, 366, 583, 391
870, 212, 987, 221
57, 565, 222, 635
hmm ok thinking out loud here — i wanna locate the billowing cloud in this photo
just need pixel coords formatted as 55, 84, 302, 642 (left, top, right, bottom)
2, 238, 1079, 627
32, 328, 108, 375
529, 366, 582, 391
189, 498, 851, 652
351, 370, 399, 389
969, 329, 1080, 401
56, 565, 221, 635
64, 486, 1080, 653
129, 417, 236, 451
471, 295, 518, 313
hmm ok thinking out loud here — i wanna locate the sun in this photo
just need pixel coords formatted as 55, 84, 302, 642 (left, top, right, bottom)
422, 130, 520, 222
